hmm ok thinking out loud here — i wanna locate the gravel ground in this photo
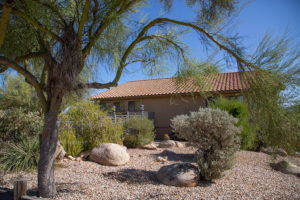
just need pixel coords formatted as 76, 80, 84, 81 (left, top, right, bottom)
1, 147, 300, 200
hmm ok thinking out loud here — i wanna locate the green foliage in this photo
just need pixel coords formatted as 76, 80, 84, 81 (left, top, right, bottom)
123, 116, 155, 148
59, 101, 123, 153
58, 124, 83, 157
0, 74, 41, 112
171, 108, 241, 181
0, 107, 43, 143
209, 97, 256, 150
0, 135, 39, 172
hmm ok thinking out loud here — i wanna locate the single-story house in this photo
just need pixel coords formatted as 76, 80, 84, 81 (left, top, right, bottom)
91, 72, 249, 138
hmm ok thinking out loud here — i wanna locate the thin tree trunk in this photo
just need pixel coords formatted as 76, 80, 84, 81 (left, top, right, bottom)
38, 96, 62, 198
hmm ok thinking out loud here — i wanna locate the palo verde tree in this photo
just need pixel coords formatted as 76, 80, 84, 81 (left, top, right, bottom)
0, 0, 278, 197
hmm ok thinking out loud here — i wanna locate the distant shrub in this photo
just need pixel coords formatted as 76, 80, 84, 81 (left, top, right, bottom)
58, 124, 83, 156
0, 108, 43, 143
123, 116, 155, 148
59, 101, 123, 152
171, 108, 241, 181
0, 135, 39, 172
209, 97, 256, 150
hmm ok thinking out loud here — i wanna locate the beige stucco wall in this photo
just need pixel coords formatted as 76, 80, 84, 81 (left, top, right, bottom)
97, 92, 244, 138
140, 95, 205, 137
98, 95, 205, 138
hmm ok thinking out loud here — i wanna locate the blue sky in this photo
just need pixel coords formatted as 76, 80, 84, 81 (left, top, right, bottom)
92, 0, 300, 96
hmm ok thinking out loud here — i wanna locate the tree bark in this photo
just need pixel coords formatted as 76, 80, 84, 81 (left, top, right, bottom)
37, 93, 62, 198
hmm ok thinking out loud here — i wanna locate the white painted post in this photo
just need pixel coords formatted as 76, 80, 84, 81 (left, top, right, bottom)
113, 105, 116, 123
140, 104, 144, 117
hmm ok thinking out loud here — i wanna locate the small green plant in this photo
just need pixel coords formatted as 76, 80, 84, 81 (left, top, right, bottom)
0, 135, 39, 172
0, 108, 43, 143
123, 116, 155, 148
58, 124, 83, 157
171, 108, 241, 181
209, 97, 256, 150
59, 101, 123, 152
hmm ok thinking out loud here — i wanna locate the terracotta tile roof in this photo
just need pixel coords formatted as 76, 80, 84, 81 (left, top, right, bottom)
91, 72, 249, 100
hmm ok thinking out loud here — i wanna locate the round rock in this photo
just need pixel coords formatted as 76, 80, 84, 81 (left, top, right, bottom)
158, 140, 176, 148
89, 143, 130, 166
157, 163, 200, 187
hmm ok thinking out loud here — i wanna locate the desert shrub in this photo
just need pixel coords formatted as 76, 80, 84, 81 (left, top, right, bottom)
0, 135, 39, 172
171, 108, 241, 181
123, 116, 155, 148
0, 108, 43, 143
209, 97, 256, 150
59, 101, 123, 151
58, 124, 83, 156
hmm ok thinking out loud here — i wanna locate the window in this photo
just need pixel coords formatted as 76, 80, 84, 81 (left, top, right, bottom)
100, 102, 113, 111
113, 102, 125, 112
128, 101, 141, 112
227, 95, 244, 102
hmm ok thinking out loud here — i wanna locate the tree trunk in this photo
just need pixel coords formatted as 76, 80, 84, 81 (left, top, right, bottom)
37, 23, 82, 198
37, 95, 62, 198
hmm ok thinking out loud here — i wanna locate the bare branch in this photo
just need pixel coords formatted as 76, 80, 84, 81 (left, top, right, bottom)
75, 81, 116, 90
0, 56, 47, 112
78, 0, 91, 40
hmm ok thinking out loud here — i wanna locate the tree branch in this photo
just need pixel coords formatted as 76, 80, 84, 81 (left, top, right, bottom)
87, 0, 99, 37
75, 82, 116, 90
0, 0, 13, 48
151, 18, 255, 70
0, 3, 63, 44
0, 56, 47, 112
0, 65, 8, 73
82, 0, 137, 58
78, 0, 91, 40
32, 0, 66, 26
15, 52, 46, 62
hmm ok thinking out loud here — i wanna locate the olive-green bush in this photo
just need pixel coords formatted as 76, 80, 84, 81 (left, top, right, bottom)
171, 108, 241, 181
0, 135, 39, 172
0, 108, 43, 143
209, 97, 256, 150
59, 101, 123, 154
123, 116, 155, 148
58, 124, 83, 156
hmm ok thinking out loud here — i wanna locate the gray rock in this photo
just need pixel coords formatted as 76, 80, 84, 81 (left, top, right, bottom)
262, 147, 288, 157
271, 160, 300, 177
89, 143, 130, 166
55, 141, 66, 160
158, 140, 176, 148
175, 141, 184, 148
157, 163, 200, 187
140, 143, 157, 150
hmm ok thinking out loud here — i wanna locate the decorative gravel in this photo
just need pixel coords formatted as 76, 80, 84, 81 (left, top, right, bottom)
1, 147, 300, 200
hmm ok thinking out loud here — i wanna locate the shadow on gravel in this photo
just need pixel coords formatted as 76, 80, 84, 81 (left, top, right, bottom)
56, 182, 87, 194
152, 150, 194, 163
0, 187, 12, 200
103, 169, 159, 185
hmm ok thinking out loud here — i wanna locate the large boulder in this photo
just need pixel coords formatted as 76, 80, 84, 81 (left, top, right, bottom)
55, 141, 66, 161
157, 163, 200, 187
271, 160, 300, 177
89, 143, 130, 166
158, 140, 177, 148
